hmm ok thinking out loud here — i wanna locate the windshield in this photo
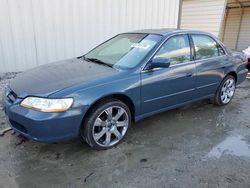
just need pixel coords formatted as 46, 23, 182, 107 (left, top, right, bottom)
85, 33, 163, 69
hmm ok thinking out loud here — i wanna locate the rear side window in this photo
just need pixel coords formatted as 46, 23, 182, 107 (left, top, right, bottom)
191, 34, 225, 60
154, 34, 191, 65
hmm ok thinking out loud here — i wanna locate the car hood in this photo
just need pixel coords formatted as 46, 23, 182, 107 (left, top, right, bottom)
10, 58, 117, 98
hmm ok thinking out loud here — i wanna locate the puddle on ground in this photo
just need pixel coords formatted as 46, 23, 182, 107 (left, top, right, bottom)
206, 136, 250, 158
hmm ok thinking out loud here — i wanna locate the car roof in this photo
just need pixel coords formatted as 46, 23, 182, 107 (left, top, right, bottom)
124, 28, 213, 37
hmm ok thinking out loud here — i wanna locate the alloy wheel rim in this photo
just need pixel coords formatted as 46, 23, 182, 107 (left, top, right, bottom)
220, 78, 235, 104
92, 106, 129, 147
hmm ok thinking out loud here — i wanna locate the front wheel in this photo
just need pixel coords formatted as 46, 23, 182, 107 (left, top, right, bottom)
213, 75, 236, 106
81, 99, 131, 150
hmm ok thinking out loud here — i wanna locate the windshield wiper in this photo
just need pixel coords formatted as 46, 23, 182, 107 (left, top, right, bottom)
83, 56, 113, 68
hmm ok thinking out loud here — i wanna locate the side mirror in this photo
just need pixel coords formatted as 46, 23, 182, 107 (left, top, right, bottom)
146, 57, 170, 70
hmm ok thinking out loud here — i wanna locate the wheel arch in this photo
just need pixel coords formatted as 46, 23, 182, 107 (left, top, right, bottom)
226, 71, 237, 83
82, 93, 136, 126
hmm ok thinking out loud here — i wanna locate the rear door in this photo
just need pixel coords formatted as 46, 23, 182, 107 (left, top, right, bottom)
140, 34, 196, 115
190, 34, 229, 97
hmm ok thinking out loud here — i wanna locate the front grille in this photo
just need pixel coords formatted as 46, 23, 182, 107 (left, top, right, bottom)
6, 90, 17, 103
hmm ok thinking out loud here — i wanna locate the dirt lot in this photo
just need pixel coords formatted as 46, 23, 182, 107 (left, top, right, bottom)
0, 73, 250, 188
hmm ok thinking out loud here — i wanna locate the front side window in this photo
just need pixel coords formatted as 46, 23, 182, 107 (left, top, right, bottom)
153, 34, 191, 65
192, 34, 224, 60
85, 33, 162, 69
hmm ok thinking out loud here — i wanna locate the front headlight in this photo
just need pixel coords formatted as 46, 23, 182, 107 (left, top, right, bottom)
20, 97, 73, 112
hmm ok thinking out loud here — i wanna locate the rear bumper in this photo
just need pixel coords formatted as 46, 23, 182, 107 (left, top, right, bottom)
3, 97, 87, 143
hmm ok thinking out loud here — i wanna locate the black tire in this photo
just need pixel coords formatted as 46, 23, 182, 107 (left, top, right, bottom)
81, 99, 131, 150
213, 75, 236, 106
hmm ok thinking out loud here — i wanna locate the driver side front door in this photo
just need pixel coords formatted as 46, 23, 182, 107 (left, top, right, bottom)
140, 34, 196, 115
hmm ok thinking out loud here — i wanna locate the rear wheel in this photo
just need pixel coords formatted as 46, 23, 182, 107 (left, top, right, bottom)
81, 99, 131, 150
213, 75, 236, 106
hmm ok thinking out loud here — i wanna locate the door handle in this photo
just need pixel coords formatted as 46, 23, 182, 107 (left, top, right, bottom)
186, 73, 193, 77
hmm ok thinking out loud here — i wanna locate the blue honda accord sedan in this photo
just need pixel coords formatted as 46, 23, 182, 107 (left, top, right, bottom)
3, 29, 248, 149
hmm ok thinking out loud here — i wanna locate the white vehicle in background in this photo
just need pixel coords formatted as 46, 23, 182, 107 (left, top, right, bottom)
243, 46, 250, 71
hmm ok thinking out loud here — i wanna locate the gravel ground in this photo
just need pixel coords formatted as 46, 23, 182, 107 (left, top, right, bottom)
0, 72, 18, 130
0, 73, 250, 188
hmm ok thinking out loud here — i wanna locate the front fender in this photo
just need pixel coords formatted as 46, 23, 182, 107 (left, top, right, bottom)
50, 73, 141, 118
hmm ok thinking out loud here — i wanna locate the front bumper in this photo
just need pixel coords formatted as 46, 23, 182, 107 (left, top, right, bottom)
3, 96, 86, 143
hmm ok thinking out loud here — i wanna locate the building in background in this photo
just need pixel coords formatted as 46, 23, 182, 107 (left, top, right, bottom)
0, 0, 180, 73
220, 0, 250, 51
181, 0, 226, 37
181, 0, 250, 51
1, 0, 249, 73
